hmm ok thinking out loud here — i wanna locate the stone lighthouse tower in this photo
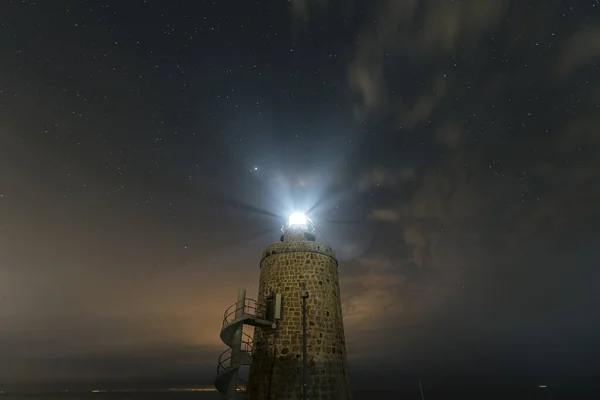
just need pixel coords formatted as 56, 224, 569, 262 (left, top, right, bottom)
214, 213, 351, 400
246, 213, 352, 400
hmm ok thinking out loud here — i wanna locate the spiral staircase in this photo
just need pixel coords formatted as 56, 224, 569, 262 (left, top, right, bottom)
214, 289, 278, 399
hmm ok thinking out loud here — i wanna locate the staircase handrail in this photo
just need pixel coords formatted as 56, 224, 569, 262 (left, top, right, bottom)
216, 333, 253, 374
222, 298, 266, 326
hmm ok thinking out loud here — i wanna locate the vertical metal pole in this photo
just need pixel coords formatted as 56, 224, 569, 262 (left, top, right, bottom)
301, 281, 309, 400
227, 288, 246, 399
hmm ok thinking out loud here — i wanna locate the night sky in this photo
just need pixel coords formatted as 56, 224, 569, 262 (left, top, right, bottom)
1, 0, 600, 390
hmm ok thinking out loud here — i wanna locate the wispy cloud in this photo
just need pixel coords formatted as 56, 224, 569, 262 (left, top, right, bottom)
295, 2, 600, 364
370, 208, 400, 223
358, 166, 416, 192
557, 26, 600, 78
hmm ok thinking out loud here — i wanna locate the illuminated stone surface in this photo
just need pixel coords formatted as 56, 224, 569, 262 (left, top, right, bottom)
246, 227, 352, 400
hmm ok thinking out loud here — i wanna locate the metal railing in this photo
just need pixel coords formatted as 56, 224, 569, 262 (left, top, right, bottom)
216, 332, 253, 374
236, 377, 246, 393
222, 298, 266, 326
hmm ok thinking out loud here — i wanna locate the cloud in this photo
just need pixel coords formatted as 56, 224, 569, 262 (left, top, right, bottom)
434, 120, 464, 148
370, 208, 400, 223
296, 1, 511, 116
410, 0, 510, 53
293, 5, 600, 367
290, 0, 329, 22
557, 26, 600, 78
346, 0, 415, 114
358, 166, 416, 192
397, 74, 449, 129
346, 1, 600, 263
346, 0, 510, 115
340, 251, 467, 348
341, 256, 405, 329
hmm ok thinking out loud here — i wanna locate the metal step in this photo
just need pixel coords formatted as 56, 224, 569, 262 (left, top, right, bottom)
220, 314, 274, 348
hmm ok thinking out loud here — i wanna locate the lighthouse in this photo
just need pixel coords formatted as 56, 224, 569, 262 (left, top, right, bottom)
214, 213, 352, 400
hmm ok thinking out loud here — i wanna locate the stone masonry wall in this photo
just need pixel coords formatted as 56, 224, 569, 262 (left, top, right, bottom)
246, 240, 351, 400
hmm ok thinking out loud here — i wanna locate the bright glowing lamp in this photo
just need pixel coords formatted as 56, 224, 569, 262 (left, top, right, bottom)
288, 212, 307, 228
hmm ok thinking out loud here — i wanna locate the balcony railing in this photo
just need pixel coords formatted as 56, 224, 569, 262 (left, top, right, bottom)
222, 298, 266, 326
